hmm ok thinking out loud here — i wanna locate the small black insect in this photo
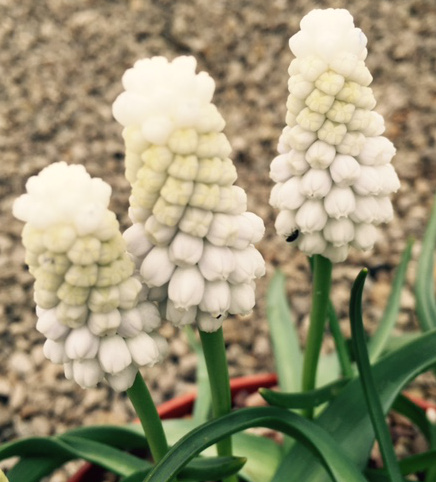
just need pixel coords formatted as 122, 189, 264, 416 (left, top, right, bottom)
285, 229, 299, 243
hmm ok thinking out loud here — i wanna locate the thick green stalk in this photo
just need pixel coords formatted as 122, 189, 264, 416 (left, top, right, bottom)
302, 254, 333, 418
199, 328, 237, 482
126, 372, 169, 464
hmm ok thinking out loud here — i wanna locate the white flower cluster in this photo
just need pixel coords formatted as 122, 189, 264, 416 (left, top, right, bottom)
13, 162, 167, 391
113, 56, 265, 333
270, 9, 400, 262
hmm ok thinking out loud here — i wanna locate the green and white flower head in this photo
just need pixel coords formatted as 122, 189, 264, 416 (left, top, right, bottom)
113, 56, 265, 332
270, 9, 399, 262
13, 162, 167, 392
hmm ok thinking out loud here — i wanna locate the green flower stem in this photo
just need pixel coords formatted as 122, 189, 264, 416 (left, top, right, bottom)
327, 299, 354, 378
302, 254, 333, 418
350, 269, 403, 482
126, 372, 169, 464
199, 328, 237, 482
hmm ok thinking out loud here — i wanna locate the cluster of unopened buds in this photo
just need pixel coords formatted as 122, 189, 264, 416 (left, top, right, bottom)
113, 56, 265, 333
13, 163, 167, 391
270, 9, 399, 262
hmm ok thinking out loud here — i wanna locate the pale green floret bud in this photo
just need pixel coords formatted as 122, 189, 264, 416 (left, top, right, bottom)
42, 224, 77, 253
55, 302, 88, 327
144, 216, 178, 246
88, 310, 121, 336
270, 8, 398, 262
288, 125, 317, 150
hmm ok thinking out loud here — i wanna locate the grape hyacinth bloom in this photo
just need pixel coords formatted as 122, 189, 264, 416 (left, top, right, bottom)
113, 56, 265, 333
270, 9, 400, 262
13, 162, 167, 391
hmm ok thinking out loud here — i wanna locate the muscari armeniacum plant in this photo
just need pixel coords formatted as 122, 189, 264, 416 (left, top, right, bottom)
4, 7, 436, 482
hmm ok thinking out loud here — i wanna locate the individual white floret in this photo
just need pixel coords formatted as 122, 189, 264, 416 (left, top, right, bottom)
228, 283, 256, 315
65, 326, 100, 360
199, 281, 231, 318
198, 244, 235, 281
140, 246, 176, 287
98, 335, 132, 375
169, 231, 204, 267
72, 359, 105, 389
168, 266, 205, 310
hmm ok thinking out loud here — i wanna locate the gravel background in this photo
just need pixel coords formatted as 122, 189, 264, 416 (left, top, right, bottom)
1, 0, 436, 480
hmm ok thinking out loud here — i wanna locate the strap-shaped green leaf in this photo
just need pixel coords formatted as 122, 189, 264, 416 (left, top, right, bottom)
0, 435, 150, 482
271, 329, 436, 482
145, 406, 368, 482
368, 239, 413, 362
259, 378, 350, 409
350, 269, 402, 480
121, 456, 247, 482
65, 424, 148, 450
416, 194, 436, 331
267, 270, 302, 393
4, 457, 66, 482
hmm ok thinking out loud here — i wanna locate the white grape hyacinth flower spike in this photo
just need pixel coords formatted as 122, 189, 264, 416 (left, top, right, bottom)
113, 56, 266, 333
13, 162, 167, 392
270, 8, 399, 263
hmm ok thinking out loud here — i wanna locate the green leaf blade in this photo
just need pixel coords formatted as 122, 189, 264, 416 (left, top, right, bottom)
369, 239, 413, 362
266, 270, 302, 393
145, 406, 368, 482
272, 329, 436, 482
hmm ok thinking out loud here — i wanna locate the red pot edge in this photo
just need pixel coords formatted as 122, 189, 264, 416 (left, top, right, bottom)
67, 373, 278, 482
